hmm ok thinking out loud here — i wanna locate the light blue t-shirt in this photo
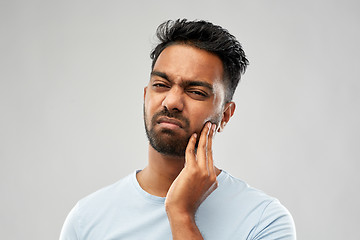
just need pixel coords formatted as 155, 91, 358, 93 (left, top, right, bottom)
60, 170, 296, 239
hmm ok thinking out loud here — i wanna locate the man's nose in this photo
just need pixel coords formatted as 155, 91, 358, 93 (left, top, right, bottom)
162, 87, 184, 112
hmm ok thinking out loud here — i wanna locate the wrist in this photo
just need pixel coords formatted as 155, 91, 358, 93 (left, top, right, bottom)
166, 211, 203, 239
167, 208, 195, 222
165, 203, 197, 220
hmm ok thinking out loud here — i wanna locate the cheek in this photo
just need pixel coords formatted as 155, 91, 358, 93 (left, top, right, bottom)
193, 106, 223, 131
144, 92, 166, 125
144, 93, 158, 114
145, 91, 164, 110
189, 108, 217, 133
144, 97, 154, 123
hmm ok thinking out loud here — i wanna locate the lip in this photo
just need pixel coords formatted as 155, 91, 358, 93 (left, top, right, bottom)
157, 117, 183, 128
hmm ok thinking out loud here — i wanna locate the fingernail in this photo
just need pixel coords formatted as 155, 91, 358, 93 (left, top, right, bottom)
193, 133, 197, 138
208, 122, 212, 129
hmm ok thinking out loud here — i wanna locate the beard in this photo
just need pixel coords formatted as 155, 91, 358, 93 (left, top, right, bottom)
144, 106, 191, 157
144, 105, 222, 157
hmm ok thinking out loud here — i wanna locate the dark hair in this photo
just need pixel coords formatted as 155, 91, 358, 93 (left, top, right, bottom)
150, 19, 249, 102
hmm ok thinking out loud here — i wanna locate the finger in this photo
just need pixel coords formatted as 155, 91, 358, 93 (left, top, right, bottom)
197, 122, 211, 170
185, 133, 198, 166
207, 124, 216, 177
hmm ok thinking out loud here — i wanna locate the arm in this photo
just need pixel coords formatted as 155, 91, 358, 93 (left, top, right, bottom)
165, 122, 218, 240
252, 200, 296, 240
59, 203, 80, 240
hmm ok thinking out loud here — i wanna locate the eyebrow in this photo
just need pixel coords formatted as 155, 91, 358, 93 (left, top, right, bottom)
151, 71, 169, 81
151, 71, 214, 92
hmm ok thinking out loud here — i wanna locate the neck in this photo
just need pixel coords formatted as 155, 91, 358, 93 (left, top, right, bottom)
136, 145, 221, 197
136, 146, 185, 197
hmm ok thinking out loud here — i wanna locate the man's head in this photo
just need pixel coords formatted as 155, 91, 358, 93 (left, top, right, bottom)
150, 19, 249, 103
144, 19, 248, 157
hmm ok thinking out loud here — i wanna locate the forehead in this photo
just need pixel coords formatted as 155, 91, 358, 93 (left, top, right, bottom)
152, 44, 224, 86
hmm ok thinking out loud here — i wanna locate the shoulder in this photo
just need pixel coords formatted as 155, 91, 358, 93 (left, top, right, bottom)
60, 172, 135, 239
77, 171, 134, 210
216, 170, 274, 203
250, 199, 296, 239
217, 171, 296, 239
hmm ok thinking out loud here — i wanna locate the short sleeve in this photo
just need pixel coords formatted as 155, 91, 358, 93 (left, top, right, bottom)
252, 200, 296, 240
59, 203, 80, 240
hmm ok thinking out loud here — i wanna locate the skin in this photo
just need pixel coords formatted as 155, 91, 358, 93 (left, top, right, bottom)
138, 44, 236, 239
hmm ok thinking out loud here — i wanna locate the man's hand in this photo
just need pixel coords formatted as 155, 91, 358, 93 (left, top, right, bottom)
165, 122, 218, 239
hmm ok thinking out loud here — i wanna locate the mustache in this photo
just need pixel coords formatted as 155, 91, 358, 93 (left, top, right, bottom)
151, 108, 190, 129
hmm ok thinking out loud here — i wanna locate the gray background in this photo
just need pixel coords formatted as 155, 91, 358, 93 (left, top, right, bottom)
1, 0, 359, 239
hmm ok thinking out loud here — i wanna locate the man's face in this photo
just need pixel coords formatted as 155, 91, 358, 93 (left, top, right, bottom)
144, 44, 227, 157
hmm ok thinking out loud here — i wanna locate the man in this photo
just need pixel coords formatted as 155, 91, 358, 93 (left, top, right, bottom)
60, 19, 296, 239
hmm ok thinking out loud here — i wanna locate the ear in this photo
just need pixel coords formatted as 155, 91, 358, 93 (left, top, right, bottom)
143, 86, 147, 100
218, 102, 236, 132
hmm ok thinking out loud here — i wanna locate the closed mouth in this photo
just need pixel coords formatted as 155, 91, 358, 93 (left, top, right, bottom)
157, 117, 184, 128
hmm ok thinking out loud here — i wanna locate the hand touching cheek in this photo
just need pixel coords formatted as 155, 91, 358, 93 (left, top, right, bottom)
165, 122, 218, 217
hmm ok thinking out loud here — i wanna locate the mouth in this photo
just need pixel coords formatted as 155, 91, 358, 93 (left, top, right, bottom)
157, 117, 184, 129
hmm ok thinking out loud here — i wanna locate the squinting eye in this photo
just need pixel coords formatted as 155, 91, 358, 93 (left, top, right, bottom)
153, 83, 168, 88
188, 90, 207, 97
192, 91, 205, 96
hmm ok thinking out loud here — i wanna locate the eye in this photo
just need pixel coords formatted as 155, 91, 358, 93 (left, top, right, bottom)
187, 89, 209, 100
189, 90, 207, 97
152, 83, 169, 88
